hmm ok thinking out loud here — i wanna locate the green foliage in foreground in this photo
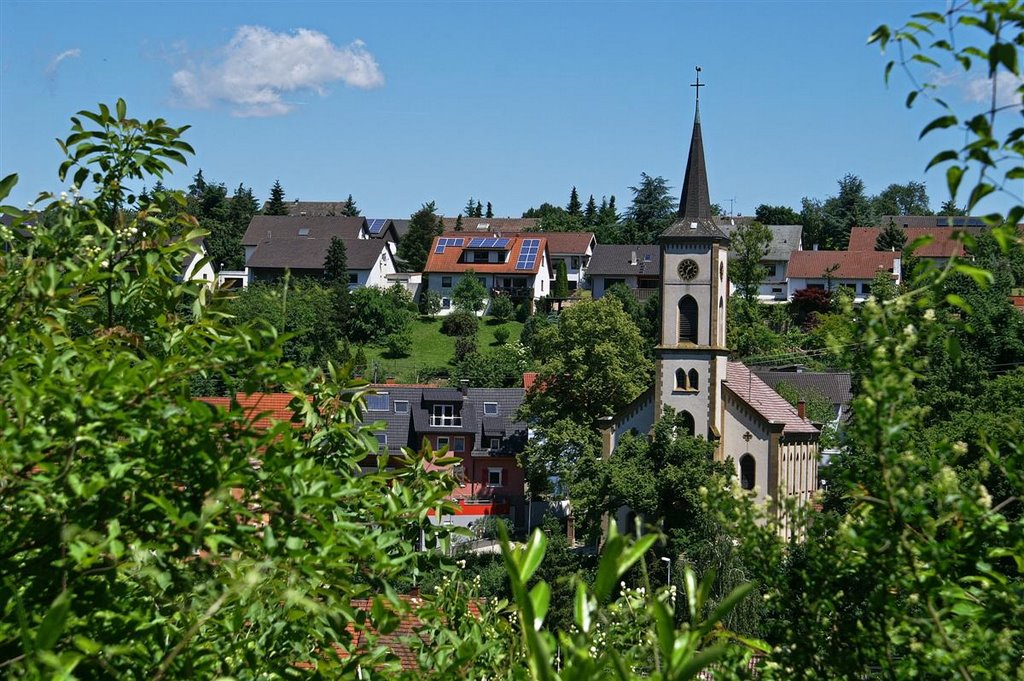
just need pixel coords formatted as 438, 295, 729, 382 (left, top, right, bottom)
0, 101, 752, 680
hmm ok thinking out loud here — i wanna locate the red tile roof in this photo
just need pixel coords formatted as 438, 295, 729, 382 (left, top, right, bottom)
424, 235, 547, 275
848, 226, 966, 257
198, 393, 303, 431
787, 250, 899, 280
725, 362, 819, 435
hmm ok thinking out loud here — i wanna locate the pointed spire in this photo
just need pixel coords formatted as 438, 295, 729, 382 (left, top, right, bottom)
679, 66, 712, 221
660, 67, 728, 243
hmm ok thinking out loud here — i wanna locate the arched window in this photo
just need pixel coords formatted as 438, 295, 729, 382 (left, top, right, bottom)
678, 296, 698, 344
688, 369, 699, 392
675, 368, 688, 390
740, 454, 756, 491
679, 410, 695, 437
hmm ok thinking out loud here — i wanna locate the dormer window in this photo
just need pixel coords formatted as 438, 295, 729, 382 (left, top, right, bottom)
483, 402, 498, 416
431, 404, 461, 427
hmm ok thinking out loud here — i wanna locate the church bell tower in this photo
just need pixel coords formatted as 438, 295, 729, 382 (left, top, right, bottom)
655, 67, 730, 443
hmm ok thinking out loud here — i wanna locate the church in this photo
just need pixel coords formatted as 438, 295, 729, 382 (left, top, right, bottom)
599, 77, 820, 531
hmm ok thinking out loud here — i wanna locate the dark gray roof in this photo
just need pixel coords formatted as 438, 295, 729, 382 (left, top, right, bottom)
587, 245, 661, 277
242, 215, 365, 246
751, 370, 853, 410
661, 103, 730, 244
391, 219, 411, 240
283, 201, 351, 217
876, 215, 988, 230
720, 220, 803, 261
364, 385, 527, 457
247, 236, 389, 271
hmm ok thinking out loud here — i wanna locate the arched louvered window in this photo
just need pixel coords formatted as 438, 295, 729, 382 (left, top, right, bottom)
740, 454, 756, 491
675, 368, 687, 390
678, 296, 698, 344
679, 410, 695, 437
688, 369, 699, 392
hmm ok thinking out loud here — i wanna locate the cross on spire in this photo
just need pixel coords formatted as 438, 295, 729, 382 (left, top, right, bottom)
691, 66, 704, 102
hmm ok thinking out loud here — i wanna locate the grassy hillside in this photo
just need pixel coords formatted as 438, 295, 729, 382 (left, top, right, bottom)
358, 316, 524, 384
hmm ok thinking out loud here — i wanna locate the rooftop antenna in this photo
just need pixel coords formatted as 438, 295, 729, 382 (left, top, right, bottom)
727, 197, 736, 216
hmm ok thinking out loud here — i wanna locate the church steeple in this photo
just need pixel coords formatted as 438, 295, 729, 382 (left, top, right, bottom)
662, 66, 728, 241
679, 103, 712, 220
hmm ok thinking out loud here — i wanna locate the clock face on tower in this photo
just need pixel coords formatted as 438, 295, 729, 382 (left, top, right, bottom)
677, 259, 699, 281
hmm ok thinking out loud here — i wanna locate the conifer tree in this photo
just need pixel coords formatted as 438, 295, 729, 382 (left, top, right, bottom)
323, 236, 350, 284
265, 180, 288, 215
455, 214, 464, 231
397, 201, 442, 272
486, 201, 493, 218
475, 200, 483, 217
553, 260, 570, 299
464, 197, 477, 218
342, 193, 360, 217
875, 218, 908, 252
567, 186, 582, 215
584, 194, 597, 224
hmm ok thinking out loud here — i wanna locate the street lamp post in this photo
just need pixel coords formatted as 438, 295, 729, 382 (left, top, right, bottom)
660, 556, 671, 591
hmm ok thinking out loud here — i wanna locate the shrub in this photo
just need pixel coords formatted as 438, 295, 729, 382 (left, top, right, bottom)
494, 326, 511, 345
420, 289, 442, 316
490, 294, 515, 322
454, 335, 477, 362
384, 331, 412, 357
441, 309, 479, 337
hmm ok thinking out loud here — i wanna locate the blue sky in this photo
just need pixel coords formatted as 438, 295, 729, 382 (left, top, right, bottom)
1, 1, 1018, 219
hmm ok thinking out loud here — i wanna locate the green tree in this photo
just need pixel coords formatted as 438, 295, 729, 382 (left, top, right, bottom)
584, 194, 597, 225
939, 198, 967, 215
230, 280, 342, 368
730, 220, 772, 305
454, 213, 464, 231
490, 293, 515, 322
342, 193, 359, 216
486, 201, 493, 218
452, 341, 529, 388
872, 180, 931, 216
622, 173, 677, 244
475, 200, 483, 217
874, 217, 908, 251
264, 179, 287, 215
754, 203, 800, 224
0, 101, 462, 678
821, 173, 875, 249
397, 201, 441, 272
524, 296, 652, 426
521, 202, 563, 220
452, 269, 488, 312
345, 284, 415, 344
420, 288, 442, 316
567, 186, 582, 216
799, 196, 826, 250
552, 260, 570, 299
323, 235, 349, 284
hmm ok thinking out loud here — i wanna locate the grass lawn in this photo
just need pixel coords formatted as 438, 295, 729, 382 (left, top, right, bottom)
359, 316, 524, 384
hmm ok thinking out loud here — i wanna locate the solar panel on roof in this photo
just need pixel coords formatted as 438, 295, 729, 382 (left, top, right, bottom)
367, 218, 387, 234
494, 238, 510, 248
366, 394, 390, 411
515, 238, 541, 270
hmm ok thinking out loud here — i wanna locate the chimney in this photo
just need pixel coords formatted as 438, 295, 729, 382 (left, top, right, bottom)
797, 400, 806, 419
385, 377, 396, 385
460, 379, 469, 396
630, 250, 637, 266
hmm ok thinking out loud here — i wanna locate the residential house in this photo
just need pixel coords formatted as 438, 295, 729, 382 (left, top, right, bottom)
848, 224, 967, 266
178, 238, 217, 285
242, 215, 398, 288
198, 384, 530, 529
543, 232, 596, 292
720, 218, 803, 302
786, 250, 900, 302
363, 383, 529, 527
423, 234, 551, 314
752, 368, 853, 423
586, 244, 661, 301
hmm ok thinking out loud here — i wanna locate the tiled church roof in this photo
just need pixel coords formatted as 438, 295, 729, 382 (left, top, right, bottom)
725, 362, 819, 435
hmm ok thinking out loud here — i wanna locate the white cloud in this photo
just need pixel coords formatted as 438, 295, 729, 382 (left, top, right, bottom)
964, 71, 1024, 109
171, 26, 384, 117
46, 48, 81, 75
